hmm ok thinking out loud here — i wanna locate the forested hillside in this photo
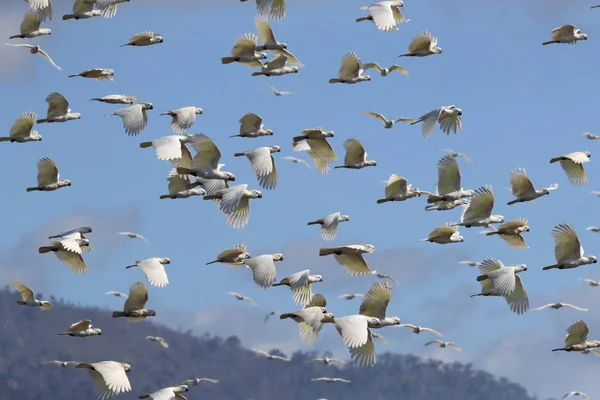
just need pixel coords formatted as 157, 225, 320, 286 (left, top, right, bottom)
0, 288, 544, 400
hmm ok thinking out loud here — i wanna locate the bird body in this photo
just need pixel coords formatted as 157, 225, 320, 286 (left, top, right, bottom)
307, 212, 350, 241
228, 292, 256, 305
59, 319, 101, 337
552, 320, 600, 352
409, 105, 462, 138
207, 244, 251, 266
159, 107, 203, 134
146, 336, 169, 348
90, 95, 138, 105
117, 232, 148, 242
472, 258, 529, 315
272, 269, 323, 306
231, 112, 273, 138
377, 174, 431, 203
69, 68, 115, 80
484, 218, 530, 249
12, 282, 52, 310
425, 340, 461, 351
242, 253, 283, 288
234, 145, 280, 190
321, 314, 381, 367
221, 33, 267, 67
39, 237, 89, 273
106, 102, 153, 136
532, 302, 588, 312
362, 63, 408, 77
5, 43, 61, 70
543, 223, 597, 270
37, 92, 81, 123
112, 281, 156, 321
329, 52, 371, 84
455, 185, 504, 228
202, 184, 263, 229
125, 257, 170, 288
280, 306, 332, 344
253, 349, 289, 361
418, 223, 463, 244
398, 324, 443, 337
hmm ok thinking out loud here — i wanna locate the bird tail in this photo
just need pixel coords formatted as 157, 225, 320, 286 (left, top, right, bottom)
203, 194, 219, 200
138, 395, 151, 399
549, 157, 562, 163
205, 260, 219, 265
292, 135, 306, 142
251, 72, 264, 77
321, 316, 334, 324
112, 311, 126, 318
89, 98, 101, 102
119, 43, 131, 47
551, 348, 566, 352
271, 282, 286, 287
0, 137, 11, 142
398, 53, 413, 57
307, 221, 319, 225
506, 199, 519, 205
139, 141, 153, 149
8, 35, 23, 39
424, 205, 436, 211
427, 195, 442, 203
159, 194, 172, 199
221, 57, 237, 64
48, 234, 60, 239
67, 73, 80, 78
416, 238, 429, 242
229, 134, 242, 138
16, 301, 26, 306
62, 14, 75, 20
333, 166, 345, 169
469, 293, 483, 297
543, 264, 557, 271
234, 152, 246, 157
279, 313, 293, 320
356, 16, 370, 22
328, 78, 341, 84
38, 246, 54, 254
26, 187, 40, 192
318, 248, 336, 256
476, 275, 488, 282
125, 265, 136, 269
36, 119, 48, 124
58, 333, 69, 336
485, 231, 499, 236
376, 198, 389, 204
176, 167, 192, 175
542, 41, 555, 46
410, 118, 423, 125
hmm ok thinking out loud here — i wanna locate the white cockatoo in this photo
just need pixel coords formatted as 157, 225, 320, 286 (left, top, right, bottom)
273, 269, 323, 306
120, 31, 163, 47
5, 43, 61, 70
319, 244, 375, 276
307, 357, 346, 365
59, 320, 101, 337
321, 314, 381, 367
335, 138, 377, 169
75, 361, 132, 400
38, 237, 89, 274
425, 340, 462, 351
507, 167, 558, 204
146, 336, 169, 348
406, 105, 462, 138
458, 260, 480, 267
105, 291, 128, 298
329, 52, 371, 84
561, 392, 590, 400
455, 185, 504, 228
180, 378, 219, 386
37, 92, 81, 123
292, 128, 337, 175
12, 282, 52, 310
62, 0, 119, 20
532, 302, 588, 312
203, 184, 263, 229
282, 156, 311, 168
48, 227, 92, 241
377, 174, 432, 203
359, 281, 401, 328
234, 145, 280, 189
543, 223, 598, 271
139, 385, 189, 400
583, 132, 600, 140
251, 54, 299, 77
418, 223, 464, 244
139, 134, 199, 162
443, 149, 470, 161
311, 377, 352, 383
552, 320, 600, 352
356, 1, 406, 32
398, 324, 443, 337
280, 306, 333, 344
266, 85, 295, 96
112, 281, 156, 321
228, 292, 256, 305
426, 155, 474, 204
242, 253, 284, 288
106, 102, 153, 136
362, 111, 411, 128
90, 94, 138, 105
27, 0, 54, 21
0, 112, 41, 143
159, 169, 204, 200
484, 218, 530, 249
362, 63, 408, 77
9, 11, 51, 39
254, 16, 303, 66
307, 212, 350, 241
399, 31, 442, 57
221, 33, 267, 67
43, 360, 79, 367
159, 107, 203, 134
543, 24, 587, 45
126, 257, 171, 288
206, 244, 251, 266
117, 232, 147, 242
253, 350, 289, 361
550, 151, 591, 186
68, 68, 115, 80
230, 112, 273, 138
339, 293, 364, 300
472, 258, 529, 315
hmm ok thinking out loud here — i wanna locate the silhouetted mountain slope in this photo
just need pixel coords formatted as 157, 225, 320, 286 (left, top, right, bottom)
0, 288, 542, 400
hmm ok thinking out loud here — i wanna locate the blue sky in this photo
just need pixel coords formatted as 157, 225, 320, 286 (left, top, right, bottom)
2, 0, 600, 398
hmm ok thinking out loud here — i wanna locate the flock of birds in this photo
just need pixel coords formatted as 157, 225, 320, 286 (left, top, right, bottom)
5, 0, 600, 399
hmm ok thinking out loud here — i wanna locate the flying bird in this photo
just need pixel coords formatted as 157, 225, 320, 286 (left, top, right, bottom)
12, 282, 52, 310
253, 350, 289, 361
180, 378, 219, 386
5, 43, 61, 70
234, 145, 280, 190
583, 132, 600, 140
406, 105, 462, 138
90, 95, 138, 105
254, 16, 303, 66
377, 174, 432, 203
507, 167, 558, 204
159, 107, 203, 134
425, 340, 461, 351
426, 155, 473, 204
371, 271, 399, 285
455, 185, 504, 228
310, 377, 351, 383
76, 361, 132, 400
550, 151, 591, 186
266, 85, 295, 96
398, 324, 443, 337
472, 258, 529, 315
48, 226, 92, 241
230, 112, 273, 138
362, 111, 412, 128
121, 31, 163, 47
59, 320, 101, 337
585, 226, 600, 233
242, 254, 284, 288
329, 52, 371, 84
552, 320, 600, 352
146, 336, 169, 348
561, 391, 590, 400
543, 223, 597, 271
27, 0, 54, 21
37, 92, 81, 123
484, 218, 530, 249
159, 168, 204, 200
221, 33, 267, 67
68, 68, 115, 80
282, 156, 311, 169
335, 138, 376, 169
252, 54, 298, 77
319, 244, 375, 276
292, 128, 337, 175
106, 102, 154, 136
532, 302, 588, 312
203, 184, 263, 229
321, 314, 381, 367
356, 1, 406, 32
242, 0, 286, 20
138, 385, 189, 400
43, 360, 79, 367
117, 232, 148, 242
307, 357, 345, 365
207, 244, 251, 266
105, 291, 128, 298
458, 260, 480, 267
339, 293, 364, 300
307, 212, 350, 241
362, 63, 408, 77
112, 281, 156, 321
228, 292, 256, 306
39, 238, 90, 274
418, 223, 464, 244
9, 11, 51, 39
399, 31, 442, 57
0, 112, 41, 143
280, 306, 333, 344
359, 281, 401, 328
62, 0, 118, 20
125, 257, 171, 288
273, 269, 323, 306
264, 311, 280, 323
543, 24, 587, 45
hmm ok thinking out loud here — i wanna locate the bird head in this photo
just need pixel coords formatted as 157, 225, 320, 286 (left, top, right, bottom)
123, 363, 132, 373
147, 310, 157, 316
340, 215, 350, 222
585, 151, 592, 158
591, 256, 598, 264
253, 190, 263, 198
176, 385, 189, 393
72, 113, 82, 120
364, 75, 371, 81
161, 257, 171, 264
269, 145, 281, 153
195, 108, 204, 115
435, 47, 443, 54
141, 102, 154, 110
265, 129, 274, 135
314, 275, 324, 282
367, 160, 377, 166
42, 28, 52, 35
515, 265, 528, 273
64, 180, 72, 187
291, 67, 299, 73
522, 225, 531, 232
96, 329, 102, 335
258, 52, 268, 60
456, 235, 465, 242
32, 131, 42, 141
107, 69, 115, 76
272, 253, 284, 262
156, 35, 164, 43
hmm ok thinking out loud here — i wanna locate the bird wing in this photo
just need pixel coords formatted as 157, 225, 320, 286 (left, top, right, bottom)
58, 238, 84, 254
55, 249, 88, 274
190, 134, 222, 170
409, 31, 433, 53
334, 315, 370, 348
37, 48, 61, 70
169, 107, 196, 134
167, 169, 192, 194
552, 223, 583, 262
565, 320, 589, 346
559, 159, 588, 186
419, 108, 442, 138
137, 258, 169, 288
485, 264, 516, 297
306, 150, 330, 176
287, 270, 313, 306
388, 65, 409, 75
320, 213, 340, 241
128, 31, 154, 43
20, 11, 41, 33
218, 185, 247, 214
231, 33, 258, 56
308, 293, 327, 308
114, 104, 147, 136
225, 197, 251, 229
385, 174, 408, 196
245, 147, 275, 177
244, 255, 277, 288
447, 342, 462, 351
462, 186, 495, 222
562, 303, 588, 311
438, 109, 462, 135
437, 155, 461, 194
349, 329, 376, 367
338, 52, 361, 79
552, 24, 576, 40
509, 168, 536, 197
307, 138, 337, 162
10, 112, 36, 137
239, 113, 263, 133
151, 135, 184, 161
390, 3, 406, 24
91, 362, 131, 399
265, 54, 288, 70
36, 157, 59, 186
499, 234, 527, 250
124, 281, 148, 310
342, 137, 367, 165
429, 224, 457, 240
478, 258, 502, 274
362, 111, 388, 124
257, 0, 286, 20
68, 319, 92, 332
362, 63, 382, 73
333, 253, 371, 276
73, 0, 93, 13
504, 275, 529, 315
13, 282, 34, 301
499, 219, 527, 232
368, 2, 397, 32
359, 281, 392, 319
254, 15, 276, 44
422, 327, 444, 337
